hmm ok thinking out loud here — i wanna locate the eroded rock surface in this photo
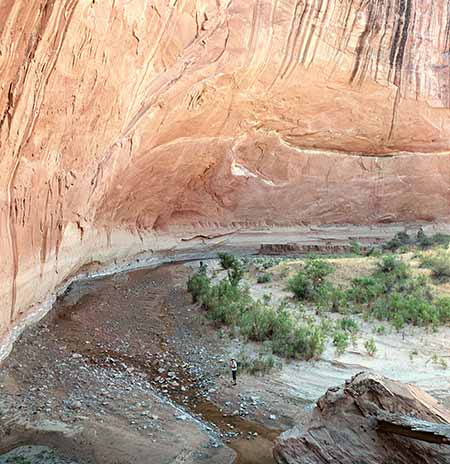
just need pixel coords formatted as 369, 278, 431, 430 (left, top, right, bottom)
1, 1, 450, 340
273, 372, 450, 464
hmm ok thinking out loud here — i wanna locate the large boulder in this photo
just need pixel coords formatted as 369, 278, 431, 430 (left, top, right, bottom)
274, 372, 450, 464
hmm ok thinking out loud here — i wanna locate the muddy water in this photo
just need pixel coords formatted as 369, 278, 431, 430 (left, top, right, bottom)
51, 263, 280, 464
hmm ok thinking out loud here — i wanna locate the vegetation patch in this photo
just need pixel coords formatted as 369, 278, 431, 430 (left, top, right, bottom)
189, 241, 450, 365
419, 249, 450, 282
187, 256, 328, 361
257, 273, 273, 284
285, 252, 450, 330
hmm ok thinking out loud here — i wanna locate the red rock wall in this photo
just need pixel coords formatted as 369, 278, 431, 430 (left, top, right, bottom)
0, 0, 449, 338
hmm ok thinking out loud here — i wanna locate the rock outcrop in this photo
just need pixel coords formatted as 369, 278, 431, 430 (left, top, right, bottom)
1, 1, 450, 343
273, 372, 450, 464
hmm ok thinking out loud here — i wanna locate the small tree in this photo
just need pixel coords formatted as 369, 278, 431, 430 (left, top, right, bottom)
218, 252, 239, 270
364, 338, 377, 357
304, 259, 334, 287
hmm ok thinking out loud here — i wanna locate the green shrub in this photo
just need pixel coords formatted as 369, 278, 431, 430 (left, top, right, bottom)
348, 277, 383, 304
292, 323, 326, 360
257, 273, 273, 284
338, 317, 359, 333
272, 309, 296, 357
383, 231, 411, 251
350, 240, 361, 255
431, 353, 448, 370
287, 271, 314, 300
203, 279, 251, 326
436, 297, 450, 323
227, 261, 244, 286
375, 325, 386, 335
238, 349, 280, 375
187, 272, 211, 303
377, 255, 406, 274
373, 293, 437, 328
240, 303, 277, 341
419, 253, 436, 269
417, 229, 433, 248
374, 257, 412, 295
315, 284, 349, 313
431, 233, 450, 247
287, 259, 335, 301
333, 330, 349, 355
218, 252, 240, 270
420, 250, 450, 281
366, 247, 382, 257
364, 338, 377, 356
304, 259, 335, 286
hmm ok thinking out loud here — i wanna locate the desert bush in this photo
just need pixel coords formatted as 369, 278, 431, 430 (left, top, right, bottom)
383, 229, 450, 250
417, 229, 433, 248
435, 297, 450, 323
287, 271, 314, 300
376, 255, 407, 275
288, 259, 334, 301
350, 240, 361, 255
364, 338, 377, 356
218, 252, 239, 270
420, 250, 450, 282
227, 261, 244, 286
338, 317, 359, 333
375, 325, 386, 335
304, 259, 335, 286
431, 353, 448, 370
240, 303, 277, 342
292, 323, 326, 360
383, 231, 411, 251
257, 273, 273, 284
202, 279, 251, 326
429, 233, 450, 247
315, 284, 349, 313
271, 309, 296, 357
333, 330, 349, 355
366, 247, 382, 257
347, 276, 384, 304
187, 272, 211, 303
372, 293, 437, 329
238, 348, 280, 375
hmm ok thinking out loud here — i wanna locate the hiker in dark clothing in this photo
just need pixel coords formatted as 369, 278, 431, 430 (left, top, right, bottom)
230, 358, 238, 385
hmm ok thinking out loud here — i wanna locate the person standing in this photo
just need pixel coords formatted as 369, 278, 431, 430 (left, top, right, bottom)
230, 358, 238, 386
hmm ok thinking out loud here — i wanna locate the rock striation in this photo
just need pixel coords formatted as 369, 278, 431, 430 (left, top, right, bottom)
1, 1, 450, 343
273, 372, 450, 464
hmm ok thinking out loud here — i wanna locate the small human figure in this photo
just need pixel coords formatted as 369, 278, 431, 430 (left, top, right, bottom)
199, 261, 208, 274
230, 358, 238, 386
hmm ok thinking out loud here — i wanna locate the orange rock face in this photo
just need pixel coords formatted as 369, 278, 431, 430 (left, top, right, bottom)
0, 1, 449, 340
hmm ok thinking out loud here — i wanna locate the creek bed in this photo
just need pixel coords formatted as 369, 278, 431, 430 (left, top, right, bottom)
0, 262, 288, 464
0, 446, 81, 464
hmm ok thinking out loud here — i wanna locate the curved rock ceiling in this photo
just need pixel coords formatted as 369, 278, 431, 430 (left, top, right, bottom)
1, 0, 450, 339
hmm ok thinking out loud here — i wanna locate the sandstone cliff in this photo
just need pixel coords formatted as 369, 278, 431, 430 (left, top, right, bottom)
1, 1, 449, 342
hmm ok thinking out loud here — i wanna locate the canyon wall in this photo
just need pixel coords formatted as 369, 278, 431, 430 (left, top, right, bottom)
1, 0, 450, 340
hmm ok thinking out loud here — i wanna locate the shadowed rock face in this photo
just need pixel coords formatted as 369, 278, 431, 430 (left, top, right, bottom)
273, 372, 450, 464
0, 1, 450, 338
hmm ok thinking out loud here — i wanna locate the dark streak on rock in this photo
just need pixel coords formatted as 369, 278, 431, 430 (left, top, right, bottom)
394, 0, 412, 86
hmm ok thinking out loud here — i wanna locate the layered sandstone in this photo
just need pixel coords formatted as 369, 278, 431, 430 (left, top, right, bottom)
273, 372, 450, 464
1, 1, 450, 342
